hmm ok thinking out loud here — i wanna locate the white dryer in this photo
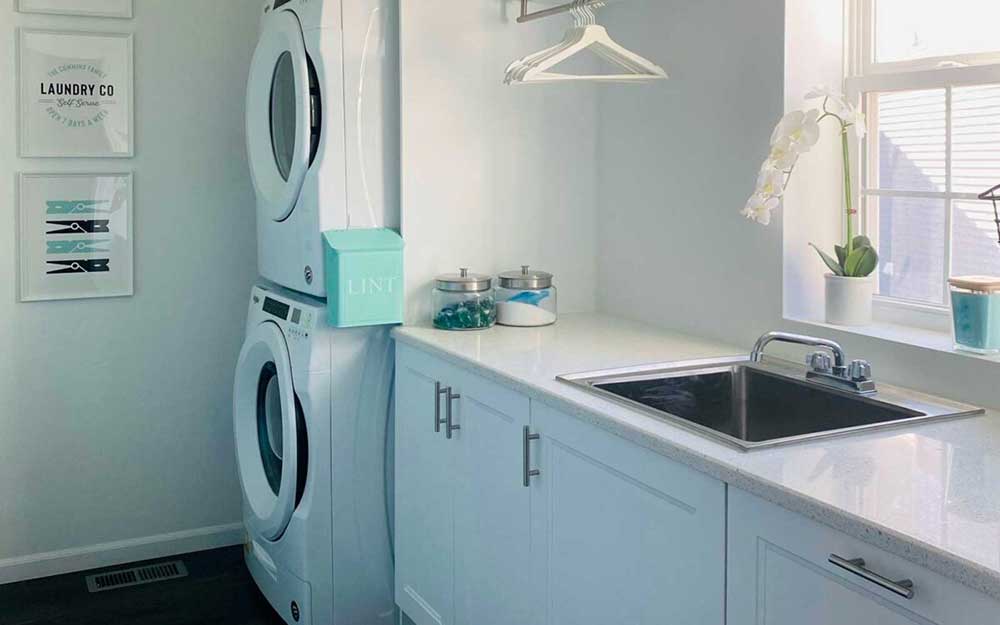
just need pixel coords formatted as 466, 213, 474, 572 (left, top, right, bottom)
246, 0, 399, 297
233, 283, 394, 625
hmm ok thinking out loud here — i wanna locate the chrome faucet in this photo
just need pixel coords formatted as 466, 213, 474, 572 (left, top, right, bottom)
750, 331, 876, 394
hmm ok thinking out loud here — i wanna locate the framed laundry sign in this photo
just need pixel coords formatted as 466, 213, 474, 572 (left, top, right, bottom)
17, 0, 133, 19
17, 29, 134, 158
17, 173, 134, 302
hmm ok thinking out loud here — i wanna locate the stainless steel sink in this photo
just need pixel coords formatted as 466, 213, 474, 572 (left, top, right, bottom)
557, 355, 985, 451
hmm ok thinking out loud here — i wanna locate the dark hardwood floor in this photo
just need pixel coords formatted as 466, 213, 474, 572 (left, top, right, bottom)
0, 546, 285, 625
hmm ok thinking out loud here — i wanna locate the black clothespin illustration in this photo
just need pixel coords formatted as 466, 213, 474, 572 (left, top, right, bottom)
46, 220, 111, 235
977, 183, 1000, 246
46, 259, 111, 275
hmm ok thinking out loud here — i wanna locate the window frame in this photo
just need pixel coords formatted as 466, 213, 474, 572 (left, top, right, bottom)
846, 0, 1000, 329
855, 0, 1000, 76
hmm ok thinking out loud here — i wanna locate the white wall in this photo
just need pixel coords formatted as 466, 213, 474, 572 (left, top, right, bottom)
595, 0, 1000, 411
0, 1, 259, 581
401, 0, 600, 325
781, 0, 847, 323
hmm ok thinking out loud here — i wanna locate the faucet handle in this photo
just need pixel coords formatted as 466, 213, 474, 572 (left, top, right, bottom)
849, 359, 873, 382
807, 351, 833, 373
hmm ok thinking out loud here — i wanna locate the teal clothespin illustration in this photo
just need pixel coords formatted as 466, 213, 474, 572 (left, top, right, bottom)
46, 239, 112, 254
46, 200, 112, 215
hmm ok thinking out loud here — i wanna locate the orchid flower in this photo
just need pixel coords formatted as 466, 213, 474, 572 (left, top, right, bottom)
770, 109, 821, 153
741, 86, 878, 278
742, 193, 779, 226
768, 138, 799, 171
841, 104, 868, 139
805, 84, 848, 113
756, 166, 786, 198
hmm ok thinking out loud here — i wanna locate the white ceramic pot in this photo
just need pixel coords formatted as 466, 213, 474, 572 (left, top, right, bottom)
825, 274, 874, 326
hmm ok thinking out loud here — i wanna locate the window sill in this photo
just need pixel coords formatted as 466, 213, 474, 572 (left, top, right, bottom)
785, 314, 1000, 366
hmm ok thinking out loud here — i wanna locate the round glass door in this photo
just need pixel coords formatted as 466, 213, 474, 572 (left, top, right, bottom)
234, 321, 300, 540
270, 52, 297, 182
246, 11, 312, 222
257, 361, 286, 493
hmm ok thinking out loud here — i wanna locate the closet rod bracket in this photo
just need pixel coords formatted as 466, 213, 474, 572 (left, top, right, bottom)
517, 0, 607, 23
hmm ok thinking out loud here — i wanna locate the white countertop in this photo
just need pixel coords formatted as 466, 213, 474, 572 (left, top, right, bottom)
393, 313, 1000, 599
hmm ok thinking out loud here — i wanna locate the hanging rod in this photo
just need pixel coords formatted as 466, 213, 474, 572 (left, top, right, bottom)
517, 0, 605, 23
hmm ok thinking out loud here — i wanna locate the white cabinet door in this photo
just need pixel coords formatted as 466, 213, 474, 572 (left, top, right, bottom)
529, 403, 727, 625
453, 373, 534, 625
394, 346, 456, 625
727, 488, 1000, 625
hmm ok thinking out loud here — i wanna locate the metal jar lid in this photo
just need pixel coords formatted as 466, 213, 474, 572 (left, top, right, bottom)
498, 265, 553, 290
435, 268, 493, 293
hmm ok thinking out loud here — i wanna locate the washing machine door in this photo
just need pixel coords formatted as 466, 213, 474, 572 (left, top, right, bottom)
246, 11, 315, 222
234, 321, 300, 541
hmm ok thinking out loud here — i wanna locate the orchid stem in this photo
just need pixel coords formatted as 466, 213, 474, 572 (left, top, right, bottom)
842, 127, 854, 256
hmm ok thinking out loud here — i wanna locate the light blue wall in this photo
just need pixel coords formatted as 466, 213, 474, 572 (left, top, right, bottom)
595, 0, 1000, 411
596, 0, 785, 343
0, 0, 259, 579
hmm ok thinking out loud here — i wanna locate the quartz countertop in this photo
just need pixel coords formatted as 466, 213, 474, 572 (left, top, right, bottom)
393, 313, 1000, 600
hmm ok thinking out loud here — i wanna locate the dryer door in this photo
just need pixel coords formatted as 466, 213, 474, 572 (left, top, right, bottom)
234, 321, 300, 541
246, 11, 315, 222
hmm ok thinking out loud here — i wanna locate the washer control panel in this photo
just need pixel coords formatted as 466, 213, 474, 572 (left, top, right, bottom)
251, 287, 319, 339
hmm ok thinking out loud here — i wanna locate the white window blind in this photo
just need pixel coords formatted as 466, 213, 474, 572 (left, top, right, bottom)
856, 0, 1000, 312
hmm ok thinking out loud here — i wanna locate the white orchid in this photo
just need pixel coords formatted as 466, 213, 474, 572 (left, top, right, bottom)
742, 193, 779, 226
805, 84, 848, 113
841, 104, 868, 139
756, 166, 786, 198
742, 87, 879, 279
768, 138, 799, 171
770, 109, 821, 153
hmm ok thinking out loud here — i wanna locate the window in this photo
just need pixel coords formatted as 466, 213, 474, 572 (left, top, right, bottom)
871, 0, 1000, 68
849, 0, 1000, 315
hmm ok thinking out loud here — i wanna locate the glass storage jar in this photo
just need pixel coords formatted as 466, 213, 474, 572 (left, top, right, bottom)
496, 265, 557, 327
433, 268, 496, 331
949, 276, 1000, 354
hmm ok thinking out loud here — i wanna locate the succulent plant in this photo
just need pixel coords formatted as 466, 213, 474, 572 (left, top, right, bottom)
810, 236, 878, 278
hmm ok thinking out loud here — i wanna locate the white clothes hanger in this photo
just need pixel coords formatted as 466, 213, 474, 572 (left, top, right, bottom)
505, 4, 620, 83
505, 0, 667, 85
504, 4, 590, 83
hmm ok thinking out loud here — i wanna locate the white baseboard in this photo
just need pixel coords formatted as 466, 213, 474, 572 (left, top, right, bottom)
0, 522, 246, 585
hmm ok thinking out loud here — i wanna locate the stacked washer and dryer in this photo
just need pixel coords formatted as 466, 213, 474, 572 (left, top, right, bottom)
233, 1, 399, 624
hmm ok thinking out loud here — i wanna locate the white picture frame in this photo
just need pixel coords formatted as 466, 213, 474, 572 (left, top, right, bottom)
17, 173, 134, 302
17, 0, 133, 19
17, 29, 134, 158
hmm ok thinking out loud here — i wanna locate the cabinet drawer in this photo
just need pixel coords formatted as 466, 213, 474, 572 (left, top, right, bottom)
727, 488, 999, 625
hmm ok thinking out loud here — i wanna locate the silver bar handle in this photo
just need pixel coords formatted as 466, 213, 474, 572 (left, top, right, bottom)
434, 382, 448, 433
445, 389, 461, 439
523, 426, 540, 487
829, 554, 915, 600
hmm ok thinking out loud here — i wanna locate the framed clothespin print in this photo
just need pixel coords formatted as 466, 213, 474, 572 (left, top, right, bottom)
17, 173, 134, 302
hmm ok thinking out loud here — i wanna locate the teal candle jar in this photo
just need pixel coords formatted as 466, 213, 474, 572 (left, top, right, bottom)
949, 276, 1000, 354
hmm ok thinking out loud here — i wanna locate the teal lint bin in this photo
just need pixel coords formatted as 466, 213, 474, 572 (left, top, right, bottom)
322, 228, 404, 328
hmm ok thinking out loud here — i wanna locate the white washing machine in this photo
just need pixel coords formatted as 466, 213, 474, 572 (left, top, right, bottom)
246, 0, 399, 297
233, 283, 395, 625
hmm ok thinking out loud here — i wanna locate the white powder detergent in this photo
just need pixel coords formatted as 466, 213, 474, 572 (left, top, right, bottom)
497, 301, 557, 326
